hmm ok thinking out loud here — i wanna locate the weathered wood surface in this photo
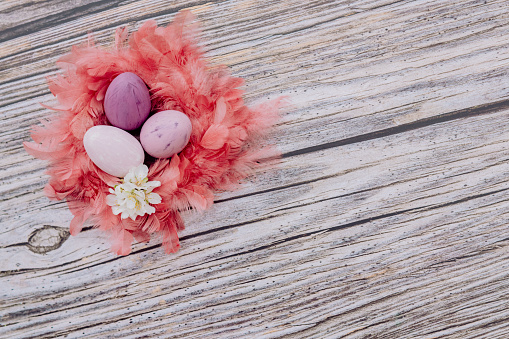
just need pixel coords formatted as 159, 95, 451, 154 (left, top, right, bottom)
2, 0, 509, 337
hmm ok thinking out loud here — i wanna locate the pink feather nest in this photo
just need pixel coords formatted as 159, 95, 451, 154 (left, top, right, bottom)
23, 12, 283, 256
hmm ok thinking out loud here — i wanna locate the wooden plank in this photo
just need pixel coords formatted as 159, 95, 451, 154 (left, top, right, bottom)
2, 0, 509, 338
1, 111, 509, 337
2, 0, 509, 146
2, 0, 509, 241
3, 108, 509, 337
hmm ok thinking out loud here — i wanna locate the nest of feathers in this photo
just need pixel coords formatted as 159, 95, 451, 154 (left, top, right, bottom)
24, 12, 283, 255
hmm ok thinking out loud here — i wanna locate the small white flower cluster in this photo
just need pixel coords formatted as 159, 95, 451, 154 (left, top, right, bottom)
106, 164, 162, 220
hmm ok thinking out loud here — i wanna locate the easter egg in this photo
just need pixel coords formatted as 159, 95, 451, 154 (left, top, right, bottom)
140, 110, 192, 158
103, 72, 151, 131
83, 125, 145, 177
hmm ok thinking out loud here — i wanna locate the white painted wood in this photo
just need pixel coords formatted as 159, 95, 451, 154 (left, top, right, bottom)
2, 0, 509, 338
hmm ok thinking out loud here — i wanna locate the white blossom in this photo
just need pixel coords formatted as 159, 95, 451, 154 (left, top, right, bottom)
106, 164, 162, 220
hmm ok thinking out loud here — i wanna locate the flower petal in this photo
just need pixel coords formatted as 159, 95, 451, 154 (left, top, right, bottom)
111, 205, 122, 215
106, 194, 117, 206
122, 182, 136, 191
143, 180, 161, 191
134, 164, 148, 182
145, 205, 156, 215
126, 197, 136, 209
108, 164, 161, 221
147, 192, 162, 204
124, 170, 136, 184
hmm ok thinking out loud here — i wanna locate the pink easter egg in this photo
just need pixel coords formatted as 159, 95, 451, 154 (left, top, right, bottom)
84, 125, 145, 177
104, 72, 151, 131
140, 110, 192, 158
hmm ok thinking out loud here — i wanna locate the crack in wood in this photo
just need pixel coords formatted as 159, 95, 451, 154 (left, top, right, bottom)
185, 186, 509, 269
214, 172, 344, 204
283, 98, 509, 158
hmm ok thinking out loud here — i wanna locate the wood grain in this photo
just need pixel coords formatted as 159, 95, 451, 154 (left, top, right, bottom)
2, 0, 509, 338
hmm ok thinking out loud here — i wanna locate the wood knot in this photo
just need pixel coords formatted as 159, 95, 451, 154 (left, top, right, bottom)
27, 225, 70, 254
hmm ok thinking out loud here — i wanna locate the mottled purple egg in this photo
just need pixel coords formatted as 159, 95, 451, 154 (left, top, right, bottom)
104, 72, 151, 131
140, 110, 192, 158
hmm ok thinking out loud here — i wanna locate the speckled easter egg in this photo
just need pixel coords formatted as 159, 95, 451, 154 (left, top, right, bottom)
140, 110, 192, 158
104, 72, 151, 130
84, 125, 145, 177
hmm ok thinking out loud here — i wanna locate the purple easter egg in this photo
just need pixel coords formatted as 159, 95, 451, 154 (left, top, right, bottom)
140, 110, 192, 158
104, 72, 151, 130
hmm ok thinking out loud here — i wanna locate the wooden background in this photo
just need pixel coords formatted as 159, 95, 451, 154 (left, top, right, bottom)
2, 0, 509, 337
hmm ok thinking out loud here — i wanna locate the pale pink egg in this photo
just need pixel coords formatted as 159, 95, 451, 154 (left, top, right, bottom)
84, 125, 145, 177
140, 110, 192, 158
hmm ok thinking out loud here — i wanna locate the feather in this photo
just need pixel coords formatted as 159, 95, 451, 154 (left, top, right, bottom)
95, 170, 120, 187
70, 111, 94, 139
68, 205, 93, 235
24, 11, 285, 255
23, 141, 70, 161
111, 228, 134, 256
142, 214, 161, 232
162, 221, 180, 254
115, 26, 129, 50
200, 124, 229, 149
69, 214, 84, 235
95, 208, 119, 231
132, 230, 150, 243
148, 159, 169, 177
181, 185, 213, 211
214, 97, 227, 124
174, 211, 185, 231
